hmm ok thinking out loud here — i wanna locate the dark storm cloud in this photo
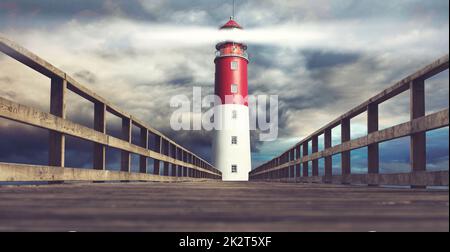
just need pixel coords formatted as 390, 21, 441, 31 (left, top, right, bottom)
1, 0, 449, 29
303, 51, 360, 70
0, 0, 228, 28
0, 0, 152, 22
0, 122, 49, 165
169, 77, 194, 86
0, 0, 448, 170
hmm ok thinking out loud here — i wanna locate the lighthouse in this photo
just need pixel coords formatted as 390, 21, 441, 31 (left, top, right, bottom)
212, 16, 251, 181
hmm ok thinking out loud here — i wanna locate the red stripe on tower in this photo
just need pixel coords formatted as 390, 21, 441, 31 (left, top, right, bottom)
214, 18, 249, 106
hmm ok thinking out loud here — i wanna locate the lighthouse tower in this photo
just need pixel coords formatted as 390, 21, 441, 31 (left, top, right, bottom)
212, 17, 251, 181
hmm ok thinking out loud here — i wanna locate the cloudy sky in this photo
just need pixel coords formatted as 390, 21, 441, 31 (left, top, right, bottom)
0, 0, 448, 173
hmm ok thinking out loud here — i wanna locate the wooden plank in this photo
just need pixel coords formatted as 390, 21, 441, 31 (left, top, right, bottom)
262, 171, 449, 187
0, 181, 447, 232
0, 97, 221, 176
0, 35, 65, 78
0, 162, 213, 183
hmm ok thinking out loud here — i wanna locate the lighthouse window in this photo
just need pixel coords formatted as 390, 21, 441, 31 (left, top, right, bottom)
231, 84, 238, 94
232, 110, 237, 119
231, 61, 238, 70
231, 136, 238, 145
231, 165, 238, 173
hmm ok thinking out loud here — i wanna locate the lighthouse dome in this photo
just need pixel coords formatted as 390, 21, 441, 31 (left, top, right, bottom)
220, 17, 243, 30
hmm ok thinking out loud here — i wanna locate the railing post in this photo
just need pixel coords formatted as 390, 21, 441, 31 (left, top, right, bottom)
289, 149, 295, 178
341, 118, 351, 178
163, 141, 169, 176
367, 103, 379, 185
121, 117, 131, 172
153, 136, 161, 175
49, 77, 66, 167
324, 128, 332, 182
410, 79, 426, 188
139, 127, 148, 173
93, 102, 106, 170
177, 149, 182, 177
302, 141, 309, 177
312, 136, 319, 176
295, 146, 301, 177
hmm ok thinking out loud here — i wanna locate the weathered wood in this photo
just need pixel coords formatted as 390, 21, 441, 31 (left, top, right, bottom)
0, 162, 212, 183
252, 54, 449, 175
311, 136, 319, 176
121, 117, 131, 172
0, 35, 65, 78
410, 79, 426, 173
302, 142, 308, 177
48, 77, 66, 167
261, 171, 449, 187
290, 54, 449, 153
153, 135, 161, 175
0, 36, 212, 170
367, 103, 379, 175
0, 181, 447, 232
324, 128, 332, 180
295, 145, 301, 177
93, 102, 106, 170
139, 127, 148, 173
341, 118, 351, 176
0, 97, 220, 177
250, 109, 449, 177
289, 149, 295, 178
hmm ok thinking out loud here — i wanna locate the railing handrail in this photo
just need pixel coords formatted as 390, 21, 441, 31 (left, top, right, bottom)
0, 34, 221, 179
250, 54, 449, 186
0, 34, 214, 169
257, 54, 449, 169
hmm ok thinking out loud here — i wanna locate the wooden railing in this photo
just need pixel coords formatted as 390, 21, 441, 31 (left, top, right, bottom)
250, 55, 449, 188
0, 35, 221, 182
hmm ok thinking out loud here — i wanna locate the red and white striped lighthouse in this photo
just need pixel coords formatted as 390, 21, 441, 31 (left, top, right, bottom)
212, 17, 251, 181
